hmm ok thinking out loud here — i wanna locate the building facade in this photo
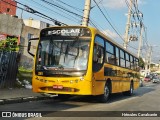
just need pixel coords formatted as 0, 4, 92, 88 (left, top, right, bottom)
19, 25, 40, 69
23, 18, 53, 29
0, 0, 17, 16
0, 14, 22, 45
0, 14, 53, 70
20, 18, 53, 69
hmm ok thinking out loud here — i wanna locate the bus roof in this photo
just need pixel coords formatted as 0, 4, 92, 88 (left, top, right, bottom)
41, 26, 138, 58
88, 26, 138, 58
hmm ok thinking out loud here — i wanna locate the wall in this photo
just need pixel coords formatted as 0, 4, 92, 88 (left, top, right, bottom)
0, 14, 45, 70
19, 25, 40, 70
23, 19, 52, 29
0, 14, 23, 36
0, 0, 17, 16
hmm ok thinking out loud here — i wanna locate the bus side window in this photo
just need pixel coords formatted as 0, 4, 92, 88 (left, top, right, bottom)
93, 36, 104, 72
93, 44, 104, 64
93, 44, 98, 62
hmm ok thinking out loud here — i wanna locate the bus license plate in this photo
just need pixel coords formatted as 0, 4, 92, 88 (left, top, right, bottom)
53, 85, 63, 89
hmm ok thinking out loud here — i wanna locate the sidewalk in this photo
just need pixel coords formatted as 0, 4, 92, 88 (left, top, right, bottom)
0, 81, 152, 105
0, 88, 53, 105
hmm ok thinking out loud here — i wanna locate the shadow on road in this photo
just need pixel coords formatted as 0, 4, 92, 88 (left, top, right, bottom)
0, 83, 158, 117
48, 82, 157, 104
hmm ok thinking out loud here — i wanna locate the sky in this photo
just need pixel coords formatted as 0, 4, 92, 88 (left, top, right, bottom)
15, 0, 160, 63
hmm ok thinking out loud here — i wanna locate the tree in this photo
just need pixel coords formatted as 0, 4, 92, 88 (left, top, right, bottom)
0, 37, 19, 51
139, 57, 145, 69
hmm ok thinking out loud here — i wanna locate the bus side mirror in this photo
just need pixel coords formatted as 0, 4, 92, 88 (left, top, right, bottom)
27, 38, 39, 57
97, 49, 102, 58
28, 41, 31, 51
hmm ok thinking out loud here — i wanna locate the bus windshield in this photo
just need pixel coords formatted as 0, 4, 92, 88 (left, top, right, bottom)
36, 36, 90, 76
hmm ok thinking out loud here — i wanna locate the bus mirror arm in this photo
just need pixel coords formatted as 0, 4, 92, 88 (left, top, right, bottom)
97, 49, 102, 58
27, 38, 39, 57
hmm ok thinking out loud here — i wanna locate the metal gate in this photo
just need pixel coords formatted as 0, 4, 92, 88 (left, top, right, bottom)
0, 51, 19, 88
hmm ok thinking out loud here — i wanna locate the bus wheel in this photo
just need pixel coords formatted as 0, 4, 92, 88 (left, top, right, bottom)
99, 84, 110, 103
123, 82, 133, 96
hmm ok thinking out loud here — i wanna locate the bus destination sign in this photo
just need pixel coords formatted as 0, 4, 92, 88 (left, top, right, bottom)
48, 29, 80, 35
41, 28, 91, 37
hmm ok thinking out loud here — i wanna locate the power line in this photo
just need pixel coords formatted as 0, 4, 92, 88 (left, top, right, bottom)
125, 0, 143, 24
93, 0, 124, 41
29, 0, 81, 24
55, 0, 83, 13
98, 0, 123, 39
16, 0, 67, 25
93, 0, 138, 50
1, 0, 67, 26
41, 0, 83, 18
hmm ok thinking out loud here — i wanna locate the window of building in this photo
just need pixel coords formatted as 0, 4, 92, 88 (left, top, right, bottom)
6, 8, 10, 12
28, 33, 34, 39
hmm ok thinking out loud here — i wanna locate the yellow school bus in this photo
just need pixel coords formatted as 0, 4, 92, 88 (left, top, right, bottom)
28, 26, 140, 102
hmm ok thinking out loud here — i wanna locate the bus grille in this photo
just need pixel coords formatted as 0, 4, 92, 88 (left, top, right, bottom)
40, 87, 79, 92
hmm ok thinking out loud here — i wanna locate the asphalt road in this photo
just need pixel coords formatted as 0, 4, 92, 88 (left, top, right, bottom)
0, 82, 160, 120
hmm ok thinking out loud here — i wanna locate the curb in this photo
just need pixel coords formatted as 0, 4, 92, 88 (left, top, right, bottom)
0, 96, 53, 105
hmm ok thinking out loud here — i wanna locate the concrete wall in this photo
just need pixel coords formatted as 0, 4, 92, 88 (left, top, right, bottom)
0, 14, 40, 70
19, 25, 40, 70
0, 14, 23, 36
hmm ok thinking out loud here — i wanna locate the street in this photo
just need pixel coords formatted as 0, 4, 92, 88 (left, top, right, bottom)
1, 1, 160, 120
0, 82, 160, 119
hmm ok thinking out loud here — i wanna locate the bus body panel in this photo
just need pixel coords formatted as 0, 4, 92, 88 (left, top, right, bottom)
31, 26, 140, 97
92, 63, 140, 95
32, 74, 93, 95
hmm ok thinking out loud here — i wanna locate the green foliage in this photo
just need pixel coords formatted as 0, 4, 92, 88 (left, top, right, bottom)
16, 66, 32, 88
18, 66, 32, 73
0, 40, 6, 50
0, 37, 19, 51
139, 57, 145, 69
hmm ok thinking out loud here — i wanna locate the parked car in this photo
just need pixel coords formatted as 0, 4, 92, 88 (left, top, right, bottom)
152, 76, 160, 83
144, 76, 151, 82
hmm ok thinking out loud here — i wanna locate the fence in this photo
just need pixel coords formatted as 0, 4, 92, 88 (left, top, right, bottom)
0, 51, 19, 88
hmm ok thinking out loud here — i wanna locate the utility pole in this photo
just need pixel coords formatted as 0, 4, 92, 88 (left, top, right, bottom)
124, 0, 133, 49
20, 9, 23, 19
148, 46, 152, 72
145, 47, 149, 76
137, 22, 143, 58
82, 0, 91, 26
145, 45, 152, 76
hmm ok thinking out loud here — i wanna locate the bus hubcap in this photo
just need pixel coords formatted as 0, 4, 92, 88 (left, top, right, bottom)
104, 86, 109, 98
130, 84, 133, 94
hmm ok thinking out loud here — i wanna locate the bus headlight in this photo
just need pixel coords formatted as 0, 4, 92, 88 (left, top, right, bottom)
80, 77, 84, 81
70, 80, 73, 83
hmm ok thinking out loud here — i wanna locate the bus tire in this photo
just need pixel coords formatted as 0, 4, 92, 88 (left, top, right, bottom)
99, 83, 110, 103
123, 82, 133, 96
